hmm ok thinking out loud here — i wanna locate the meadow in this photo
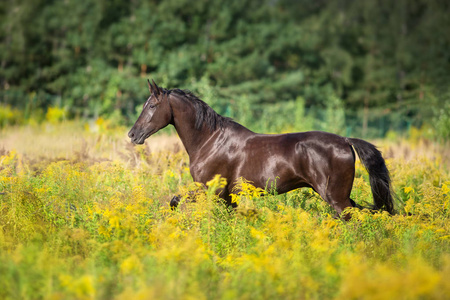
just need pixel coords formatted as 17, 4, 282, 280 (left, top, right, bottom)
1, 121, 449, 299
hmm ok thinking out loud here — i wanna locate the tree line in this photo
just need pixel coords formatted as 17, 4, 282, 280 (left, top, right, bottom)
1, 0, 449, 138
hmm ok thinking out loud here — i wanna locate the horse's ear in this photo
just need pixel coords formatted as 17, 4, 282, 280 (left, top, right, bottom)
152, 79, 161, 96
147, 79, 154, 94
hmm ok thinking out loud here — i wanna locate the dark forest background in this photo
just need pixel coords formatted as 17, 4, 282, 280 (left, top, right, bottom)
1, 0, 449, 139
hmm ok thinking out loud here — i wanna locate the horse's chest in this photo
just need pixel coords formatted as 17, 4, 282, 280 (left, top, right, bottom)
189, 153, 233, 184
189, 162, 216, 184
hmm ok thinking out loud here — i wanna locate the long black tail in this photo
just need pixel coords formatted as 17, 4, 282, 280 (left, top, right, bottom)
349, 138, 395, 214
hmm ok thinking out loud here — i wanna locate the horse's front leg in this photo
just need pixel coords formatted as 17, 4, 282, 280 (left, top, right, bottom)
170, 195, 182, 209
170, 184, 235, 210
169, 187, 206, 210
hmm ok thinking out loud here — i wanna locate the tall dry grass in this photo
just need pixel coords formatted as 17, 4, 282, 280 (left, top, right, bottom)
0, 121, 182, 162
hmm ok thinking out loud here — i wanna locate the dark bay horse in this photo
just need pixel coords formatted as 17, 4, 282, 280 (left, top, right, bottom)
128, 80, 395, 217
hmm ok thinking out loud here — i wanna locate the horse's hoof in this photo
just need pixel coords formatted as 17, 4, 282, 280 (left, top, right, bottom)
170, 196, 180, 210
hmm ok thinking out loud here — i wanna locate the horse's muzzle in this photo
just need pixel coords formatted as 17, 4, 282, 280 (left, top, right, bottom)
128, 128, 154, 144
128, 129, 142, 144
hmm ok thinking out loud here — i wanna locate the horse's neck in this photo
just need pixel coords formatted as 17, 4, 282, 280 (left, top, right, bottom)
170, 96, 216, 156
170, 95, 254, 157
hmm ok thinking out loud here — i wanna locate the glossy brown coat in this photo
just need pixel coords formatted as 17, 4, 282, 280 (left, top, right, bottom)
128, 81, 395, 216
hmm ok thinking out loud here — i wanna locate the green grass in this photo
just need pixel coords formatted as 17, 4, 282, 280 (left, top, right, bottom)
0, 123, 449, 299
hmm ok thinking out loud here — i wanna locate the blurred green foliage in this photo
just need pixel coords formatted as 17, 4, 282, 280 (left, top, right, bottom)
0, 0, 449, 139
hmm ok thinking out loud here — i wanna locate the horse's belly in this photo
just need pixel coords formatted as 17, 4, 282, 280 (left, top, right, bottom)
235, 153, 309, 193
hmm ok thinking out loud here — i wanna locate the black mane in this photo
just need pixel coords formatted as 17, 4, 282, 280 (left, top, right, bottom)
169, 89, 232, 131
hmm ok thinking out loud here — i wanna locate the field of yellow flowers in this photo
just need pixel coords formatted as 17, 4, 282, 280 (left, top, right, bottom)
1, 122, 449, 299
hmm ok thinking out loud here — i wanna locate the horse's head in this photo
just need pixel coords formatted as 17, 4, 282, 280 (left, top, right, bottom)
128, 80, 173, 144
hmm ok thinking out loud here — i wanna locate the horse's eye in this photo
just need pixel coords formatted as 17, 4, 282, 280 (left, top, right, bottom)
144, 102, 156, 109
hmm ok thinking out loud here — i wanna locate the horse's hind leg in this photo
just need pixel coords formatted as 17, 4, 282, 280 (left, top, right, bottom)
317, 172, 355, 220
325, 194, 354, 220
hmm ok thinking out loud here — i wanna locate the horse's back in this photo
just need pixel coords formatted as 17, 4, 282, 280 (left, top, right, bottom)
248, 131, 353, 157
289, 131, 355, 170
228, 130, 354, 192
